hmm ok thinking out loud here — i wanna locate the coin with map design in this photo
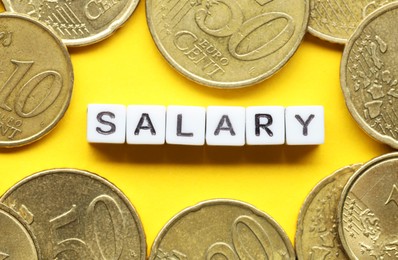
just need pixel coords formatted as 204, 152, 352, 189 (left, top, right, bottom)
146, 0, 309, 88
341, 2, 398, 149
2, 0, 140, 46
338, 152, 398, 260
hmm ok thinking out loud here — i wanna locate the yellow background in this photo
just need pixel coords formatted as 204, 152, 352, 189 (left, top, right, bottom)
0, 2, 393, 256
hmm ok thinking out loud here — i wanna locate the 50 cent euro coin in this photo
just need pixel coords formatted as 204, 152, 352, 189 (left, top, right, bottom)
146, 0, 309, 88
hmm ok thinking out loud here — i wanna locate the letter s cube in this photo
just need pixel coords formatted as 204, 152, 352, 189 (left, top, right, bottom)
87, 104, 126, 144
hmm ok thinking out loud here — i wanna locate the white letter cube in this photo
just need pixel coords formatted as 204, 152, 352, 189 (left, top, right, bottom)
166, 106, 206, 145
206, 106, 246, 146
246, 106, 285, 145
126, 105, 166, 145
285, 106, 324, 145
87, 104, 126, 144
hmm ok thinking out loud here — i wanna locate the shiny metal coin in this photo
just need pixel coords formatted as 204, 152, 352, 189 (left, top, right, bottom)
2, 0, 140, 46
0, 13, 73, 147
146, 0, 309, 88
308, 0, 396, 44
338, 152, 398, 259
296, 164, 361, 260
149, 199, 295, 259
0, 168, 146, 260
0, 203, 40, 260
341, 2, 398, 149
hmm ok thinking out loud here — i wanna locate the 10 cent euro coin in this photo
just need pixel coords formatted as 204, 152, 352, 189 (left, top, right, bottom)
146, 0, 309, 88
2, 0, 140, 46
341, 2, 398, 149
0, 13, 73, 147
0, 168, 146, 260
149, 199, 295, 259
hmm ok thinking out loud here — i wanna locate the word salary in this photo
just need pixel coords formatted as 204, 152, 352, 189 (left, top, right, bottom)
87, 105, 324, 146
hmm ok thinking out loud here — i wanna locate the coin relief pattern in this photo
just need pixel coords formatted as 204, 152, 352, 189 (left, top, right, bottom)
150, 200, 295, 260
299, 180, 350, 259
347, 32, 398, 136
0, 169, 146, 259
339, 155, 398, 259
341, 4, 398, 148
308, 0, 396, 43
0, 15, 73, 147
3, 0, 139, 46
148, 0, 308, 87
155, 215, 288, 259
0, 204, 39, 259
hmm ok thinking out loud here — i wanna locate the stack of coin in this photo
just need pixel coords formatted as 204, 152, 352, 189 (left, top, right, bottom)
296, 152, 398, 259
0, 168, 146, 259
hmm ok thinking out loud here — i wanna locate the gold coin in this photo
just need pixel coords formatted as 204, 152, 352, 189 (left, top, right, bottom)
146, 0, 309, 88
0, 168, 146, 260
0, 203, 40, 260
0, 13, 73, 147
2, 0, 140, 46
149, 199, 295, 259
340, 2, 398, 149
295, 164, 362, 260
308, 0, 396, 44
338, 152, 398, 259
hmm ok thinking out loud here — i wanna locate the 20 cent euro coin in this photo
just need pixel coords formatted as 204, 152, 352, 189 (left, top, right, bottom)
341, 2, 398, 149
0, 168, 146, 260
2, 0, 140, 46
0, 13, 73, 147
149, 199, 295, 259
146, 0, 309, 88
295, 164, 361, 260
338, 152, 398, 259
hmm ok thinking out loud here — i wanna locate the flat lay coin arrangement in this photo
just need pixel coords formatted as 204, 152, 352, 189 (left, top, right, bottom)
1, 0, 398, 260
